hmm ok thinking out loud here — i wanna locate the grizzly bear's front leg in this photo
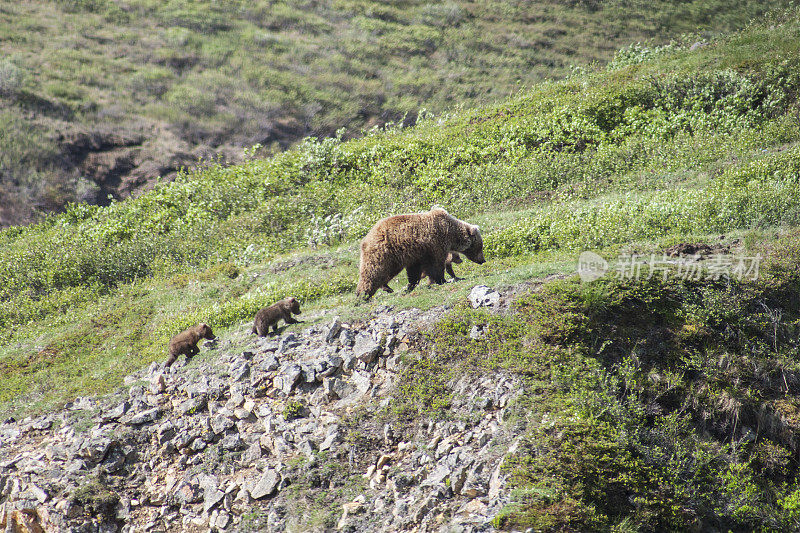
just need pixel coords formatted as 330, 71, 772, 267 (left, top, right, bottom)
185, 344, 200, 360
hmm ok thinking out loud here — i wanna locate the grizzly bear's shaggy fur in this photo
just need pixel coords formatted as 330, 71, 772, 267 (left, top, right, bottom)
357, 207, 484, 299
252, 297, 302, 336
166, 323, 216, 367
381, 251, 463, 293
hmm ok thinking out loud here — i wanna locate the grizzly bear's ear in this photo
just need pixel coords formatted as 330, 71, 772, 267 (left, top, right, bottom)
468, 225, 480, 235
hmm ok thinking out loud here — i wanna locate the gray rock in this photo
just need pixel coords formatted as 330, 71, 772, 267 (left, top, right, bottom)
461, 470, 488, 497
126, 407, 162, 426
185, 380, 210, 398
323, 378, 353, 400
342, 353, 357, 371
29, 483, 48, 503
173, 481, 203, 505
190, 438, 207, 452
298, 439, 317, 459
351, 371, 372, 394
424, 464, 452, 486
79, 437, 112, 463
231, 363, 251, 382
128, 385, 145, 400
226, 392, 245, 410
214, 510, 230, 529
102, 401, 130, 422
220, 434, 245, 451
339, 328, 356, 347
249, 468, 281, 499
451, 466, 468, 495
149, 373, 166, 394
274, 364, 302, 394
469, 325, 485, 340
210, 414, 235, 435
301, 365, 316, 384
204, 487, 224, 514
386, 354, 401, 371
30, 416, 52, 431
319, 430, 341, 451
259, 355, 280, 372
325, 318, 342, 343
413, 494, 439, 523
277, 333, 300, 354
242, 443, 262, 464
468, 285, 500, 308
353, 333, 380, 364
178, 397, 207, 416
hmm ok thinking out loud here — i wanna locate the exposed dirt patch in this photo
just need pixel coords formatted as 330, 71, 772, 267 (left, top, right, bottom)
665, 241, 730, 257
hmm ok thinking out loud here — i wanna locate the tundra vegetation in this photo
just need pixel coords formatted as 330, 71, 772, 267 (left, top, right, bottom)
1, 7, 800, 530
0, 0, 791, 223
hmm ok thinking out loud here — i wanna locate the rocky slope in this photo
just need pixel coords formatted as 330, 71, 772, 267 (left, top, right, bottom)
0, 286, 519, 532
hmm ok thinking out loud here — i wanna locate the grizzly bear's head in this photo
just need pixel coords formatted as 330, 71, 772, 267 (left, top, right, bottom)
198, 323, 216, 340
462, 225, 485, 264
287, 297, 301, 314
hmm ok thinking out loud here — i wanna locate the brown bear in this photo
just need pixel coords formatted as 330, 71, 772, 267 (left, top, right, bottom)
357, 207, 485, 299
252, 297, 303, 336
381, 251, 463, 293
166, 323, 216, 367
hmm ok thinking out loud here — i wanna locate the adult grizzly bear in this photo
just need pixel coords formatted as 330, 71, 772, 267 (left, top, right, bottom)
252, 297, 302, 336
357, 207, 484, 299
166, 323, 216, 367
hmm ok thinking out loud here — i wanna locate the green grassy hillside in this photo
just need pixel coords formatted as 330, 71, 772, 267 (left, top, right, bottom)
1, 8, 800, 529
0, 0, 791, 224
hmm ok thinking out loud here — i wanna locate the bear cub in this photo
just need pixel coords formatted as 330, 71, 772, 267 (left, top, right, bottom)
166, 323, 216, 367
253, 297, 302, 336
382, 251, 463, 293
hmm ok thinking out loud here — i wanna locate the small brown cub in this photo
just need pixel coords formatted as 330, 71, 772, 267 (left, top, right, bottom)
381, 252, 463, 293
166, 323, 216, 367
252, 297, 302, 336
437, 251, 463, 282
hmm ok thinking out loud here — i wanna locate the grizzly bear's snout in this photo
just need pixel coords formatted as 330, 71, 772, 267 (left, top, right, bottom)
200, 323, 216, 340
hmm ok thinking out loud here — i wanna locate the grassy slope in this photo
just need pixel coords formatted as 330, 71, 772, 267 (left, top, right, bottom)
0, 0, 791, 224
1, 9, 800, 529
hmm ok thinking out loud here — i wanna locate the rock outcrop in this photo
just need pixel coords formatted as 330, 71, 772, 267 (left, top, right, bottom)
0, 295, 519, 532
